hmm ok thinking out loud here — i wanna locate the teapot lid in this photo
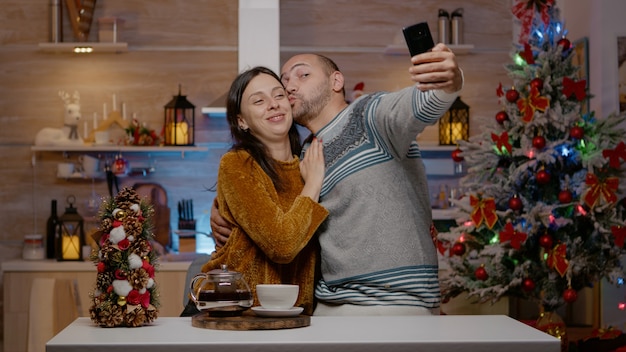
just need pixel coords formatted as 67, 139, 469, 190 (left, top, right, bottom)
207, 264, 242, 278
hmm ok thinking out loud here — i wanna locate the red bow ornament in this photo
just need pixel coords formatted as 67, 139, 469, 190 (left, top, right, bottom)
546, 243, 568, 277
602, 141, 626, 169
562, 77, 587, 101
583, 173, 619, 208
611, 226, 626, 248
517, 86, 549, 122
512, 0, 554, 44
491, 131, 513, 155
499, 222, 528, 249
470, 195, 498, 229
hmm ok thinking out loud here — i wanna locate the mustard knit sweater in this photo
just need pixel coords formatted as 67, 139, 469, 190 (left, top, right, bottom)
201, 150, 329, 315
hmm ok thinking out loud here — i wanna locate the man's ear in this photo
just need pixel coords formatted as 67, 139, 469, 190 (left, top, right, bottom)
330, 71, 345, 93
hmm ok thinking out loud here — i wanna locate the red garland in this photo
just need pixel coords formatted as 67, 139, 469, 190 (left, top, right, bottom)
499, 222, 528, 249
546, 243, 568, 277
602, 141, 626, 169
512, 0, 554, 44
491, 131, 513, 155
517, 86, 549, 122
562, 77, 587, 101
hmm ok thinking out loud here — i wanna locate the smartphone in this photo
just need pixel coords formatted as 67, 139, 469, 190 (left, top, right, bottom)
402, 22, 435, 58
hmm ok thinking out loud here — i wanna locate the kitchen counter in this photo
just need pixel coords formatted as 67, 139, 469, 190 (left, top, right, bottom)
47, 315, 559, 352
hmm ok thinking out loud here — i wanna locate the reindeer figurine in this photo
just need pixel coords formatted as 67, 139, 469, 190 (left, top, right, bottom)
34, 90, 84, 146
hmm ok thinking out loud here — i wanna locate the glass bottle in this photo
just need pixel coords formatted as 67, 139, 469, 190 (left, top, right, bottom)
46, 199, 59, 259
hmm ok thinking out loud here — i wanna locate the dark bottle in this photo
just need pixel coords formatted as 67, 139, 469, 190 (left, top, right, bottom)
46, 199, 59, 259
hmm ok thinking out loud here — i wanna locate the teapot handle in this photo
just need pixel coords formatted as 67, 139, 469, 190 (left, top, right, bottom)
189, 274, 206, 302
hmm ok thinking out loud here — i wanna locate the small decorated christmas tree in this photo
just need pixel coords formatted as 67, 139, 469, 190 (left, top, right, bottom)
437, 2, 626, 315
89, 187, 160, 327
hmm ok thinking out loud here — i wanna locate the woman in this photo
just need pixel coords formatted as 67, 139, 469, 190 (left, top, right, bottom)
200, 67, 328, 315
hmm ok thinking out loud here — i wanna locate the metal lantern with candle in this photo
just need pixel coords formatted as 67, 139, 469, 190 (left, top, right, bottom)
164, 85, 196, 146
439, 97, 469, 145
56, 195, 85, 261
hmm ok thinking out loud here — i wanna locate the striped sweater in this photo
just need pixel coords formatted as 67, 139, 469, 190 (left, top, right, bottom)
310, 86, 458, 309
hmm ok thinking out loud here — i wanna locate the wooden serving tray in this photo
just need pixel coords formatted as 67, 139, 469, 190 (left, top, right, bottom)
191, 310, 310, 330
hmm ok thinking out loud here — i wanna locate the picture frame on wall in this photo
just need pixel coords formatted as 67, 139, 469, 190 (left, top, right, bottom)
618, 36, 626, 113
572, 37, 589, 114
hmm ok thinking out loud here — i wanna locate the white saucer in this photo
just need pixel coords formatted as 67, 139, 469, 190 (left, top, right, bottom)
251, 306, 304, 317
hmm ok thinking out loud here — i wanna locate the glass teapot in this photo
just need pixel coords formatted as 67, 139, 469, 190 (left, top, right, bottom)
189, 264, 253, 316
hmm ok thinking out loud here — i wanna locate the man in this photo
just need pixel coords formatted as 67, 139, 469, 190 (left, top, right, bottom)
212, 44, 463, 315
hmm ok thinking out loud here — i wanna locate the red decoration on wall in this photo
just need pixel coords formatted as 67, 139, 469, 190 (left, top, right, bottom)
496, 82, 504, 98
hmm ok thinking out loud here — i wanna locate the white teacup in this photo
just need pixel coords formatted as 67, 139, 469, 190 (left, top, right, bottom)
57, 162, 75, 178
256, 284, 299, 309
79, 155, 100, 177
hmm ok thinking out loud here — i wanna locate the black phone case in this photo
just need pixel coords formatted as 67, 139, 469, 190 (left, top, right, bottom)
402, 22, 435, 57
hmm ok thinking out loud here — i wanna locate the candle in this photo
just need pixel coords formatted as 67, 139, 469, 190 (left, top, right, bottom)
122, 102, 126, 120
168, 122, 189, 145
93, 112, 98, 129
62, 235, 80, 260
103, 103, 108, 120
112, 94, 117, 111
84, 121, 87, 138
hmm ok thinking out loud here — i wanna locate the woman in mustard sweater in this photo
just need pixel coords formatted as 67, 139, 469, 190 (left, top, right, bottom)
200, 67, 328, 315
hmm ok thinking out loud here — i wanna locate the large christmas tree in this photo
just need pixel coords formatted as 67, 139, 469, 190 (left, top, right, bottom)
438, 1, 626, 313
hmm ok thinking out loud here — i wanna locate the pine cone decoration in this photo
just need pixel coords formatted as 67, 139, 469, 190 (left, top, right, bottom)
116, 187, 141, 205
124, 306, 147, 327
123, 217, 143, 238
129, 269, 150, 290
96, 271, 114, 290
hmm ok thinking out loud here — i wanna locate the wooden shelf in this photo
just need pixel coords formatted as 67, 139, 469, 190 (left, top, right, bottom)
38, 42, 128, 53
384, 44, 474, 56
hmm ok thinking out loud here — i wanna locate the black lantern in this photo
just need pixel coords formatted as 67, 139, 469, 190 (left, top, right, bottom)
56, 195, 85, 261
439, 97, 470, 145
164, 85, 195, 146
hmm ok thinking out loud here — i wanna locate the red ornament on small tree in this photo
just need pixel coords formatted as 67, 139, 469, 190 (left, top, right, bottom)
508, 195, 523, 211
451, 242, 466, 256
451, 148, 464, 163
532, 135, 546, 149
495, 111, 509, 124
563, 288, 578, 303
558, 189, 573, 204
557, 37, 571, 51
536, 169, 551, 185
539, 233, 553, 249
506, 87, 519, 103
530, 77, 544, 91
570, 125, 584, 140
522, 278, 535, 292
475, 265, 488, 281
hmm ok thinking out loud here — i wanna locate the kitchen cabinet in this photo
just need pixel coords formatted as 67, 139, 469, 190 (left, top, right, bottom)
2, 259, 191, 352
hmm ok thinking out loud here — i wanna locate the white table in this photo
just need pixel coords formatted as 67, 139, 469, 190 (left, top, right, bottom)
47, 315, 559, 352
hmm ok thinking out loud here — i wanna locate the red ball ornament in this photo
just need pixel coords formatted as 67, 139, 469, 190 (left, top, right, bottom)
506, 88, 519, 103
536, 169, 551, 185
539, 233, 553, 249
508, 196, 523, 211
495, 111, 509, 124
522, 278, 536, 292
563, 288, 578, 303
530, 77, 544, 91
557, 37, 571, 51
451, 148, 464, 162
570, 126, 584, 140
475, 266, 488, 281
558, 189, 573, 204
532, 135, 546, 149
451, 242, 466, 256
